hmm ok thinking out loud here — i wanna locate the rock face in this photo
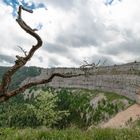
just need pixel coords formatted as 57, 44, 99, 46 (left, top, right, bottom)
21, 62, 140, 101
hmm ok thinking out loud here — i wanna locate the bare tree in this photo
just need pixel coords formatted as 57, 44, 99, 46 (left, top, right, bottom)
0, 5, 82, 102
80, 60, 101, 76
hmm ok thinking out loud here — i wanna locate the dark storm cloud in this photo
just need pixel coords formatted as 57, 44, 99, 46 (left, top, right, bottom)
0, 54, 15, 64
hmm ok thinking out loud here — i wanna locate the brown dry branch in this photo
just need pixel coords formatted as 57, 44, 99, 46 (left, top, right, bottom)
0, 5, 83, 102
80, 60, 101, 76
17, 45, 27, 56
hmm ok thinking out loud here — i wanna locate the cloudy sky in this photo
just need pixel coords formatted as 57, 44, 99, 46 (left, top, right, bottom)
0, 0, 140, 68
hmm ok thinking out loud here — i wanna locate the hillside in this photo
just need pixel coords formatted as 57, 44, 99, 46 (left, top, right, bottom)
1, 62, 140, 100
0, 87, 137, 140
20, 61, 140, 100
0, 64, 139, 139
0, 87, 134, 128
0, 66, 41, 90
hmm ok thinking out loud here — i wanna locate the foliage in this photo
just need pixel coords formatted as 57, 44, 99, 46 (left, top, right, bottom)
0, 90, 67, 128
0, 87, 134, 129
32, 91, 69, 127
55, 88, 133, 129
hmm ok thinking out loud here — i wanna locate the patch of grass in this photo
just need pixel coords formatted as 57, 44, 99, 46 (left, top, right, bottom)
129, 118, 140, 128
1, 128, 140, 140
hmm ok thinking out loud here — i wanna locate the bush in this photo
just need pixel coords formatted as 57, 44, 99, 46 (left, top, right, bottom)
0, 91, 68, 128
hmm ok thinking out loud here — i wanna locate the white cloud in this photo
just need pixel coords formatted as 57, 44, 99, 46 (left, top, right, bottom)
0, 0, 140, 68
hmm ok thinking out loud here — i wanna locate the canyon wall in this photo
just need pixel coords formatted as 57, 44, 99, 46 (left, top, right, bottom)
21, 62, 140, 100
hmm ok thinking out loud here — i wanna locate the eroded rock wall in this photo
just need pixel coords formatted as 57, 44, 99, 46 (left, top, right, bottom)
21, 62, 140, 100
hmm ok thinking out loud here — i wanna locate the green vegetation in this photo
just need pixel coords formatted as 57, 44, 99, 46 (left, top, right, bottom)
0, 87, 133, 129
128, 118, 140, 128
0, 66, 41, 90
55, 88, 134, 128
0, 86, 135, 139
0, 90, 68, 128
1, 127, 140, 140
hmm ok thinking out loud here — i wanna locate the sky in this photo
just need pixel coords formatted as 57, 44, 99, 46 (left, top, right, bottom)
0, 0, 140, 68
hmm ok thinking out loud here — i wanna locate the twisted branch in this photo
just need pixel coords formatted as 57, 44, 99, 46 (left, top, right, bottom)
0, 5, 83, 102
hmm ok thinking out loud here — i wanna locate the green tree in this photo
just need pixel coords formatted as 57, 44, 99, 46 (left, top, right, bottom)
0, 91, 68, 128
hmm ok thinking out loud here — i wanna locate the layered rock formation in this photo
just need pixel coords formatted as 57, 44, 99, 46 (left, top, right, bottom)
21, 62, 140, 100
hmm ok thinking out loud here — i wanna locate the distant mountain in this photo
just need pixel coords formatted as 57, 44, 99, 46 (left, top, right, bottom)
0, 66, 42, 90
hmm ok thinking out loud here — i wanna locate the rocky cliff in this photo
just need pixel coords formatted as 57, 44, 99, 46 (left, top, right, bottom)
21, 62, 140, 100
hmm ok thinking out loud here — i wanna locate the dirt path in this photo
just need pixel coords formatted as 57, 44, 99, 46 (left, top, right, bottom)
102, 104, 140, 128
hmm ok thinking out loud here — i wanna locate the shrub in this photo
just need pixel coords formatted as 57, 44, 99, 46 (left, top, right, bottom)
0, 91, 68, 128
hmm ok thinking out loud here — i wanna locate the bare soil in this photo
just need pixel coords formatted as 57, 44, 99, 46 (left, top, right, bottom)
102, 104, 140, 128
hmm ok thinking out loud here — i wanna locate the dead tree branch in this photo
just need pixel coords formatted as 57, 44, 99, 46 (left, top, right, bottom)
17, 45, 27, 56
0, 5, 83, 103
0, 73, 83, 102
80, 60, 101, 76
0, 5, 42, 100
